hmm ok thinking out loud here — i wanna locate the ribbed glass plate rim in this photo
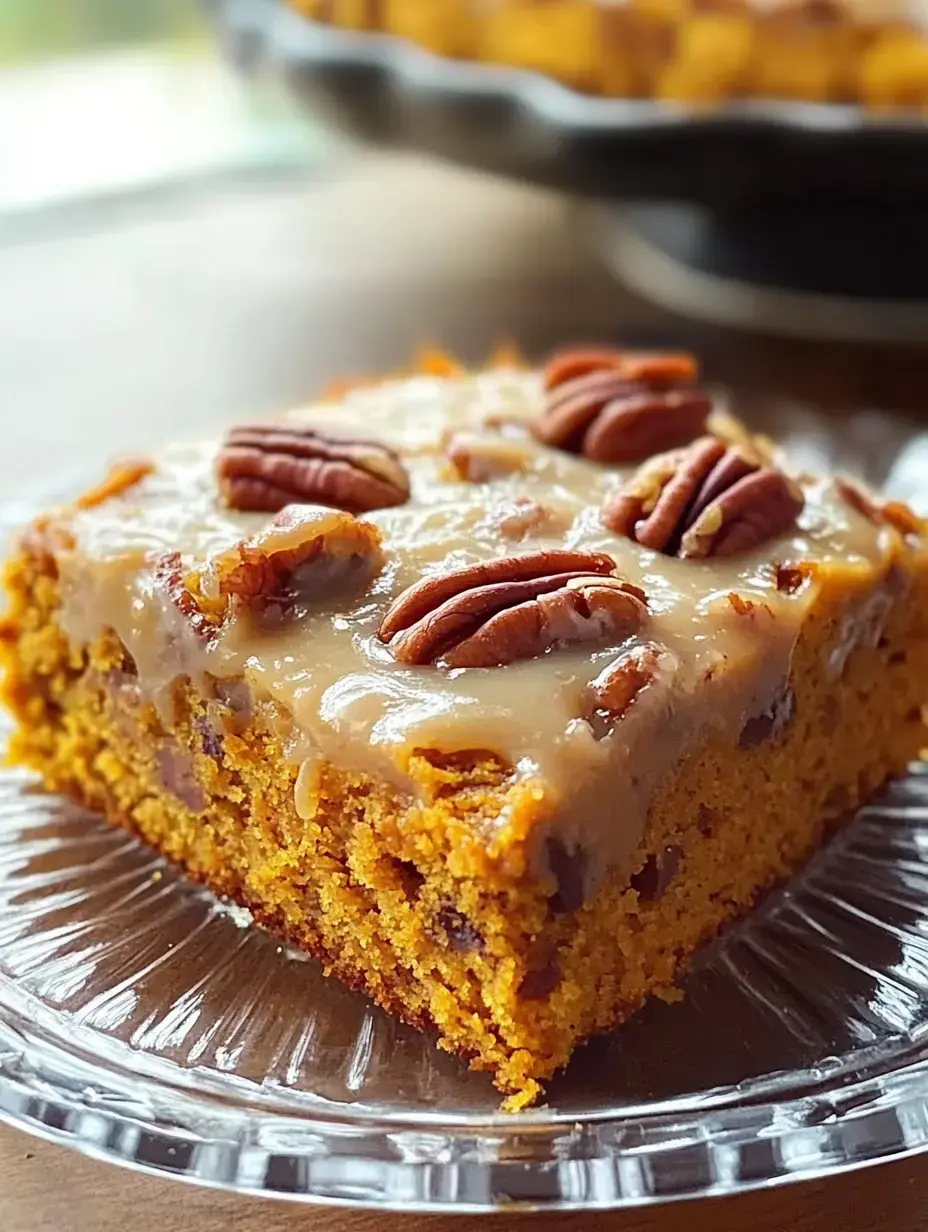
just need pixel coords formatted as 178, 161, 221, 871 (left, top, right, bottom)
4, 989, 928, 1208
4, 766, 928, 1208
226, 0, 928, 138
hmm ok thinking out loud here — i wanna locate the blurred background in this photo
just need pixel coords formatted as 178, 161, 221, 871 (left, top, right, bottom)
1, 0, 319, 222
1, 0, 927, 509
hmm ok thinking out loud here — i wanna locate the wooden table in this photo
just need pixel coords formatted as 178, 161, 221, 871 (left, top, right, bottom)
1, 153, 926, 1230
0, 1134, 921, 1232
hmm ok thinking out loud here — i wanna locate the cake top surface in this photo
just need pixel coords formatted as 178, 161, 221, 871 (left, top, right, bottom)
35, 352, 926, 878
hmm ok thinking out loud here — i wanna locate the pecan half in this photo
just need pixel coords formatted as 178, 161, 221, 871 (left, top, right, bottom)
603, 436, 805, 559
543, 346, 698, 393
217, 422, 410, 514
378, 550, 646, 669
199, 504, 383, 629
534, 346, 708, 464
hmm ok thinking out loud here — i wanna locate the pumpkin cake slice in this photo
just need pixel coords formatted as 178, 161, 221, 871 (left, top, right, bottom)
3, 346, 927, 1108
293, 1, 928, 110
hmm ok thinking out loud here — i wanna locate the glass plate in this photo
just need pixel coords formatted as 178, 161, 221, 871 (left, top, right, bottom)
2, 403, 928, 1211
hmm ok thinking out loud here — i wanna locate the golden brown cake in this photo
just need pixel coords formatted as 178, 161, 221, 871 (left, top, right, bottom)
291, 0, 928, 109
3, 346, 928, 1109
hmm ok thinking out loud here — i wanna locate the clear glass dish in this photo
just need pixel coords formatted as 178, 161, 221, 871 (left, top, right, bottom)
2, 403, 928, 1211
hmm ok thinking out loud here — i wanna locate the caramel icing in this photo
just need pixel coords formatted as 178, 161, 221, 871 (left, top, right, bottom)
49, 372, 915, 883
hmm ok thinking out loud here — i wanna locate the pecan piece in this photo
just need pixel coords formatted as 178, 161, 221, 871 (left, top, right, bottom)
534, 346, 707, 464
631, 845, 682, 903
545, 838, 588, 914
519, 944, 563, 1001
155, 744, 206, 813
378, 550, 646, 669
152, 552, 221, 643
583, 643, 676, 740
196, 719, 224, 764
434, 907, 484, 953
494, 497, 569, 542
603, 436, 804, 559
17, 516, 76, 579
77, 457, 153, 510
200, 504, 383, 629
835, 476, 923, 539
775, 563, 811, 595
445, 431, 532, 482
217, 422, 410, 514
739, 684, 796, 749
